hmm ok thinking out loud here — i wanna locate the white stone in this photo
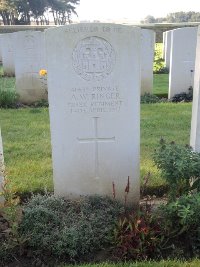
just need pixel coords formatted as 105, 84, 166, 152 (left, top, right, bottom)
0, 128, 4, 203
164, 30, 172, 69
13, 31, 47, 104
0, 34, 3, 63
190, 26, 200, 151
46, 23, 141, 205
141, 29, 155, 95
162, 31, 166, 59
1, 33, 15, 76
169, 27, 198, 99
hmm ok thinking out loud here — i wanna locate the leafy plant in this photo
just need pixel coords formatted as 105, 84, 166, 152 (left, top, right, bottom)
112, 206, 166, 261
0, 178, 25, 260
20, 194, 124, 261
153, 43, 169, 74
153, 139, 200, 201
159, 193, 200, 258
170, 86, 193, 102
141, 93, 167, 104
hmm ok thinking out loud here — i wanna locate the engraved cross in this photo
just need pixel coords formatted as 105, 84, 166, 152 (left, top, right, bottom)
77, 117, 115, 179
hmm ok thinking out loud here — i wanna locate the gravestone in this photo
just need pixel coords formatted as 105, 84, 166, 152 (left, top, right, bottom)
1, 33, 15, 76
0, 35, 3, 64
169, 27, 197, 99
164, 30, 172, 69
46, 23, 141, 205
0, 128, 4, 203
162, 31, 166, 59
141, 29, 155, 95
14, 31, 47, 104
190, 26, 200, 152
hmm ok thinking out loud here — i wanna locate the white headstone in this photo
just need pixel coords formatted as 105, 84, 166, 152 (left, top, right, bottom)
0, 34, 3, 64
162, 31, 166, 59
164, 30, 172, 69
141, 29, 155, 95
14, 31, 47, 104
0, 128, 4, 203
190, 26, 200, 151
46, 23, 140, 205
169, 27, 198, 99
1, 33, 15, 76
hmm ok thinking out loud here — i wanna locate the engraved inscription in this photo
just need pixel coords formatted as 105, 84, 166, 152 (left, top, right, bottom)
72, 37, 116, 81
77, 117, 115, 179
67, 86, 123, 114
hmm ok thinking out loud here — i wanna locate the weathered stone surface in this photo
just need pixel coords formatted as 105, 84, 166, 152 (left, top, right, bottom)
141, 29, 155, 95
14, 31, 47, 104
46, 23, 141, 205
190, 26, 200, 152
169, 27, 198, 99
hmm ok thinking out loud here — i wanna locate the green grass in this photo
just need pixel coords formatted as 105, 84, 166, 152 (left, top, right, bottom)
153, 74, 169, 96
141, 103, 192, 189
61, 259, 200, 267
0, 108, 53, 195
0, 102, 192, 195
0, 67, 191, 196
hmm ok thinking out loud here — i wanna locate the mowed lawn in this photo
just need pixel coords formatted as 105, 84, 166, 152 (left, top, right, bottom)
0, 103, 192, 196
0, 73, 192, 195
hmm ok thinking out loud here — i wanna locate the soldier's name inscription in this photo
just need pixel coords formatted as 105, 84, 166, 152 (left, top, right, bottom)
67, 86, 123, 114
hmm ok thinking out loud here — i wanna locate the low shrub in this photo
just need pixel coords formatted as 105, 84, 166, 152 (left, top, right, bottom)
159, 193, 200, 258
170, 86, 193, 102
153, 139, 200, 201
0, 88, 19, 108
20, 194, 124, 261
141, 93, 167, 104
112, 205, 166, 261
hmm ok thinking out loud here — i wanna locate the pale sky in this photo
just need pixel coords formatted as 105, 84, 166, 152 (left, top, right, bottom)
73, 0, 200, 23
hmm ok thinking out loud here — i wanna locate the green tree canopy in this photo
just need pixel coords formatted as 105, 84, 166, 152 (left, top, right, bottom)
141, 11, 200, 24
0, 0, 80, 25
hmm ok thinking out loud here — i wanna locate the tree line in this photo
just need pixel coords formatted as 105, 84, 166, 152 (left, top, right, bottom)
0, 0, 80, 25
141, 11, 200, 24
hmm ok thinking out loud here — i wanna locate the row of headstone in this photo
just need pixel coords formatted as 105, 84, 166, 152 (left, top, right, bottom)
2, 23, 200, 206
163, 27, 198, 99
0, 28, 155, 104
0, 31, 47, 103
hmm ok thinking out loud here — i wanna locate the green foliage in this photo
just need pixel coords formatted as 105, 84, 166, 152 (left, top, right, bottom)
141, 11, 200, 23
153, 44, 169, 74
170, 86, 193, 102
112, 206, 166, 261
0, 88, 19, 108
0, 0, 80, 25
32, 99, 49, 107
20, 194, 124, 260
159, 193, 200, 258
141, 93, 166, 104
0, 178, 26, 261
153, 139, 200, 201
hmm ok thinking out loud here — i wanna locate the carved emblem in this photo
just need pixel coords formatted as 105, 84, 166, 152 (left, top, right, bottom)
72, 36, 116, 81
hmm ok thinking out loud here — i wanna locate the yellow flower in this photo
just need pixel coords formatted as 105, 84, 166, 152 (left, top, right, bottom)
39, 69, 47, 76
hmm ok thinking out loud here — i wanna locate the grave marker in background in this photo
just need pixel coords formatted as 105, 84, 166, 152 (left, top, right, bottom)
1, 33, 15, 76
190, 26, 200, 152
141, 29, 155, 95
14, 31, 47, 104
164, 30, 172, 69
46, 23, 141, 205
169, 27, 197, 99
